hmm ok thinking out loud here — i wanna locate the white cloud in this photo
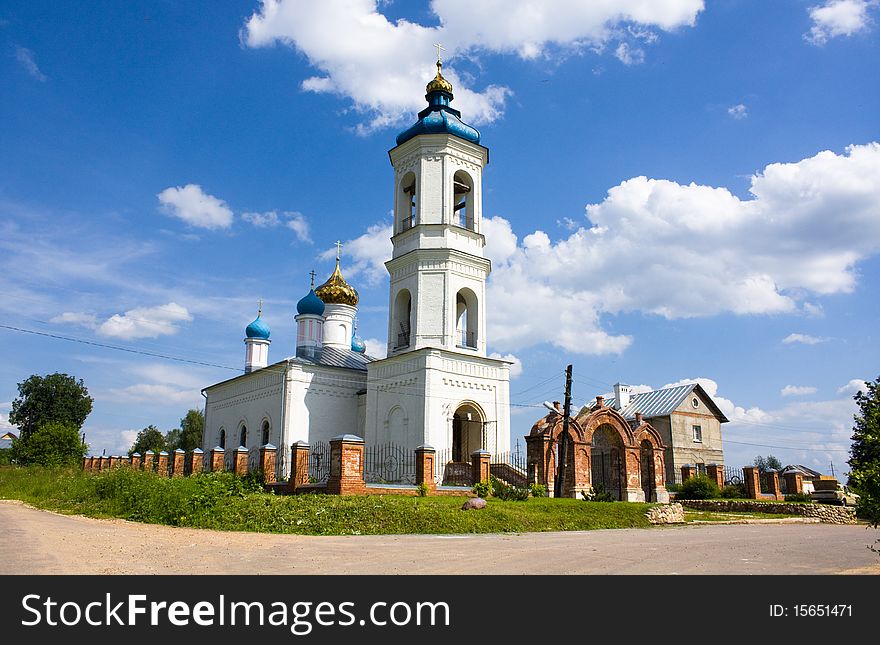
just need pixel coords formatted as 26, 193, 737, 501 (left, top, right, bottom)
837, 379, 867, 395
479, 143, 880, 355
50, 312, 98, 329
614, 42, 645, 65
489, 352, 523, 379
805, 0, 876, 45
97, 302, 193, 340
242, 210, 312, 242
242, 0, 704, 130
727, 103, 748, 119
802, 302, 824, 317
15, 46, 47, 81
321, 221, 393, 285
105, 383, 203, 405
157, 184, 233, 230
363, 337, 388, 359
781, 385, 818, 397
783, 333, 830, 345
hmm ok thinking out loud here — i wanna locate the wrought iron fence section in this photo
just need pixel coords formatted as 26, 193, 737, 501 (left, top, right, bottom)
364, 442, 416, 485
309, 441, 330, 484
724, 466, 744, 486
489, 450, 529, 488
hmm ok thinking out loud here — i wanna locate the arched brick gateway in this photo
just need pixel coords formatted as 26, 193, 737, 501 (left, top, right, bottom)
527, 401, 669, 501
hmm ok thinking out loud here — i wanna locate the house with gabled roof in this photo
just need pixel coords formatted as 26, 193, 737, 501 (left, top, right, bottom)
601, 382, 728, 483
0, 431, 17, 450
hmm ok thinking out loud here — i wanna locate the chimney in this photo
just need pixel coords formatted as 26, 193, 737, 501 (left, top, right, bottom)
614, 383, 632, 409
635, 412, 643, 425
595, 395, 605, 408
552, 401, 561, 412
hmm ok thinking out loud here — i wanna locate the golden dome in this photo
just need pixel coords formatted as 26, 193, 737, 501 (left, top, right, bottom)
315, 259, 359, 307
426, 60, 453, 94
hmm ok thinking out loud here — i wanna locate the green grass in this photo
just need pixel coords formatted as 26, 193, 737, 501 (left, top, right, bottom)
683, 510, 802, 522
0, 466, 654, 535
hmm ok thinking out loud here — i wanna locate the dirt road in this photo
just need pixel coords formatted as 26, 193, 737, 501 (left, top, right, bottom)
1, 500, 878, 575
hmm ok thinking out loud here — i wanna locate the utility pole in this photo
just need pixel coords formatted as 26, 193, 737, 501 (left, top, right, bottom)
554, 364, 573, 498
830, 461, 835, 478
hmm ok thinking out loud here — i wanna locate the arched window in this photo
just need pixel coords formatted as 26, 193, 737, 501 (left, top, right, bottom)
398, 172, 416, 232
453, 171, 474, 231
219, 428, 226, 449
393, 289, 412, 349
239, 426, 247, 448
456, 288, 478, 349
261, 420, 270, 446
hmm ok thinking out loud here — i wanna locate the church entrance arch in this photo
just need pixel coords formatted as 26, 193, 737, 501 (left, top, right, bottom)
590, 424, 624, 500
452, 403, 484, 462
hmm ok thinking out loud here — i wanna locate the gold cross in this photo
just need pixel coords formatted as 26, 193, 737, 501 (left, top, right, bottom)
434, 42, 445, 64
335, 240, 343, 260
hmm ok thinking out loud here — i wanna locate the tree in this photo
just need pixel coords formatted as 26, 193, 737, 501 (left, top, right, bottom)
9, 373, 93, 441
164, 428, 182, 451
10, 422, 87, 467
847, 376, 880, 527
128, 425, 168, 456
178, 409, 204, 452
753, 454, 782, 473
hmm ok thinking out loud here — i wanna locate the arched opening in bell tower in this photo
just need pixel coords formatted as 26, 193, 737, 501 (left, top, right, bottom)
452, 170, 475, 231
455, 288, 478, 349
392, 289, 412, 349
398, 172, 417, 232
451, 402, 485, 462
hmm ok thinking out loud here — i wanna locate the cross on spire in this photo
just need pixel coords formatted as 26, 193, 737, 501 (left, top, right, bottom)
258, 297, 263, 316
335, 240, 343, 261
434, 42, 445, 65
309, 270, 316, 288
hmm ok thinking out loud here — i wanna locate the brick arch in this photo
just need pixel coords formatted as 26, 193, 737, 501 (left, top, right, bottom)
633, 423, 666, 450
577, 407, 636, 447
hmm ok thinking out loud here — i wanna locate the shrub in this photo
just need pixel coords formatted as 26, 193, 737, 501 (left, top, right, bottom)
472, 480, 491, 499
416, 482, 429, 497
581, 482, 614, 502
720, 483, 746, 499
11, 422, 87, 467
529, 483, 546, 498
665, 482, 681, 493
677, 474, 721, 500
489, 475, 530, 501
784, 492, 812, 503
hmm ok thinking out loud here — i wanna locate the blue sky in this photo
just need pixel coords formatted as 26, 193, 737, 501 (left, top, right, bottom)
1, 1, 878, 476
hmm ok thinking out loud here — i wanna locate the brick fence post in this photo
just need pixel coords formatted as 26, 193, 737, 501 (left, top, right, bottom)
131, 452, 142, 470
171, 449, 185, 477
706, 463, 725, 489
189, 448, 204, 475
743, 466, 761, 499
109, 456, 120, 469
415, 445, 436, 493
784, 471, 803, 495
526, 433, 555, 494
766, 469, 782, 500
326, 434, 365, 495
471, 449, 491, 486
143, 450, 155, 473
157, 451, 169, 477
289, 441, 310, 492
681, 464, 697, 482
234, 447, 248, 476
260, 444, 277, 484
209, 447, 224, 472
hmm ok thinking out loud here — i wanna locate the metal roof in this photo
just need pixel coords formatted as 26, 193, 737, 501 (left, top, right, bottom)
604, 383, 729, 423
290, 345, 375, 372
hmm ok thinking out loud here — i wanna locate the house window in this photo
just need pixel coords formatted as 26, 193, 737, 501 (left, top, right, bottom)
693, 425, 702, 443
692, 397, 699, 409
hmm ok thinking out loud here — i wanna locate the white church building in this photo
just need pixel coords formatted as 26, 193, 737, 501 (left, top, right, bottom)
202, 59, 512, 478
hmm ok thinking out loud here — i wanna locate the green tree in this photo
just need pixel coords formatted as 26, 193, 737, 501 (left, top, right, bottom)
128, 425, 168, 456
10, 421, 88, 466
847, 376, 880, 527
164, 428, 182, 451
753, 454, 782, 473
9, 373, 93, 441
178, 409, 204, 452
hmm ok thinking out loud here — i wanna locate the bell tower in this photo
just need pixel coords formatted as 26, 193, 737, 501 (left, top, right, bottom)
385, 55, 491, 357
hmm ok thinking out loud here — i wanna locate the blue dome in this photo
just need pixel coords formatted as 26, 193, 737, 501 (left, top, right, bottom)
351, 334, 366, 354
245, 314, 270, 340
296, 289, 325, 316
396, 66, 480, 146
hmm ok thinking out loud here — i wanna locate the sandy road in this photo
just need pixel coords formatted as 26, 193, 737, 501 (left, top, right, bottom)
1, 500, 878, 575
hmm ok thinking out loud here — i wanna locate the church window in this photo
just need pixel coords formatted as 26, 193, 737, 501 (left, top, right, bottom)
453, 170, 475, 231
455, 289, 478, 349
399, 172, 416, 232
261, 420, 270, 446
393, 289, 412, 349
239, 426, 247, 448
219, 428, 226, 449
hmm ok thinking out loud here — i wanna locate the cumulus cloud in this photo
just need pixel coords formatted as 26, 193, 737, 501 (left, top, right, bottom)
50, 312, 98, 329
489, 352, 523, 379
805, 0, 876, 45
363, 337, 388, 359
15, 46, 47, 81
242, 210, 312, 242
97, 303, 193, 340
837, 379, 867, 395
242, 0, 704, 130
727, 103, 748, 119
781, 385, 818, 397
106, 383, 203, 405
783, 333, 830, 345
157, 184, 233, 230
321, 221, 393, 285
480, 143, 880, 355
614, 42, 645, 65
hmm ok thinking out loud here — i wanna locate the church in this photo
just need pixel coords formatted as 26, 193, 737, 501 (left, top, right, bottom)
201, 58, 512, 479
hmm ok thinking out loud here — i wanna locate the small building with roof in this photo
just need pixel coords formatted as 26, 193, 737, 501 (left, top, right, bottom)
600, 382, 728, 483
0, 431, 17, 450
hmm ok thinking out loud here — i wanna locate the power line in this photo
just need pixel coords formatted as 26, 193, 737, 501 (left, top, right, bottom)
724, 439, 850, 454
